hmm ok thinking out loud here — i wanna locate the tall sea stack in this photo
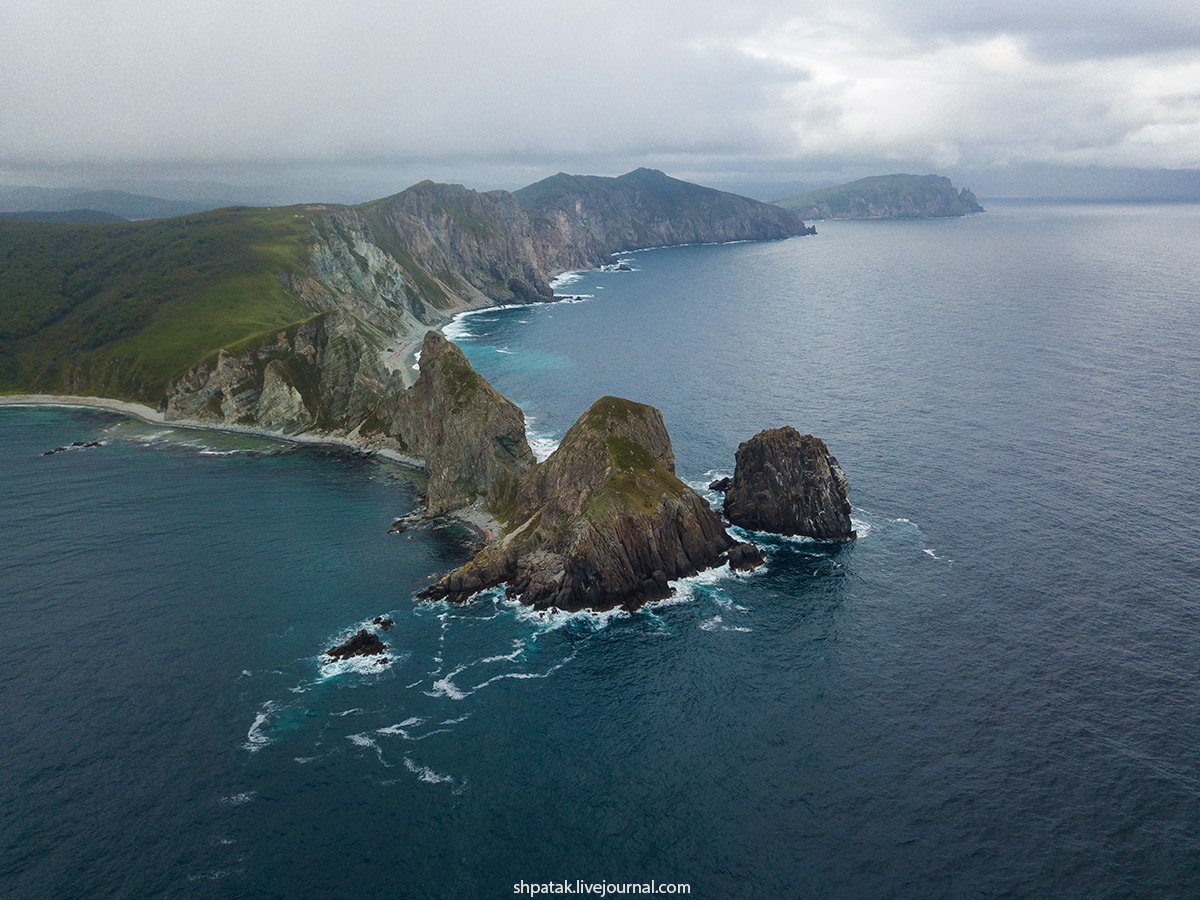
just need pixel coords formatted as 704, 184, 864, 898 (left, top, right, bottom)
720, 427, 855, 541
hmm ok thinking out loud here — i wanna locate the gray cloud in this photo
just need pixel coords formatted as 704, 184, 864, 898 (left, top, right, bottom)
1, 0, 1197, 192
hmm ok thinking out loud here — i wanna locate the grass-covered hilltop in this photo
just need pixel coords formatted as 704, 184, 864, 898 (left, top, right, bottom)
774, 173, 982, 219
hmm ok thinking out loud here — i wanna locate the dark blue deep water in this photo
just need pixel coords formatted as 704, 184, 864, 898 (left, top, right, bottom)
3, 202, 1199, 897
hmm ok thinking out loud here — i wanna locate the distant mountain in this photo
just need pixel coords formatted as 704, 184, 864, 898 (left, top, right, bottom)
775, 174, 983, 220
0, 209, 126, 224
0, 186, 207, 220
517, 167, 814, 273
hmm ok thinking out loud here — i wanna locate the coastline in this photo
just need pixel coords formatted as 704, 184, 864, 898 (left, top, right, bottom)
0, 393, 426, 469
0, 261, 622, 537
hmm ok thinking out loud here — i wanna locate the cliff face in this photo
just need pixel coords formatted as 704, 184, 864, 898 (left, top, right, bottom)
516, 168, 816, 273
358, 182, 553, 307
165, 311, 401, 437
775, 174, 983, 220
423, 396, 735, 611
389, 331, 535, 515
721, 427, 855, 541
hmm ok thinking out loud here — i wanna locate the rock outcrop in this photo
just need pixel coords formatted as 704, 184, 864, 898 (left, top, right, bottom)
390, 331, 535, 515
422, 396, 736, 611
722, 427, 855, 541
775, 174, 983, 220
326, 629, 387, 660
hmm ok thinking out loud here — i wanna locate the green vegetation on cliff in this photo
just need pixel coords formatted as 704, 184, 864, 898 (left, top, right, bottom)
774, 174, 983, 220
0, 207, 313, 400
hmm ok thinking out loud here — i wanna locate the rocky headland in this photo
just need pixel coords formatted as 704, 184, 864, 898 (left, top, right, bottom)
422, 396, 742, 611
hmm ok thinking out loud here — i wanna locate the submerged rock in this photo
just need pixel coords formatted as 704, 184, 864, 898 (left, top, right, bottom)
326, 629, 387, 660
42, 439, 104, 456
422, 396, 734, 611
723, 427, 855, 541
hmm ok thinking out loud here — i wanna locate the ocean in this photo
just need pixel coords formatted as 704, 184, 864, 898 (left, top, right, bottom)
2, 201, 1198, 897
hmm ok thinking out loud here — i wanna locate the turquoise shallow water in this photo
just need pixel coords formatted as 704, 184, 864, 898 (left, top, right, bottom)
2, 201, 1199, 897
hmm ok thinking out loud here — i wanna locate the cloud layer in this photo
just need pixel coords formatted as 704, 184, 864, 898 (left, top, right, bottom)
2, 0, 1197, 178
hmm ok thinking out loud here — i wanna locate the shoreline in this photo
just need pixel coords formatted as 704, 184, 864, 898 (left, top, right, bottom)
0, 393, 427, 469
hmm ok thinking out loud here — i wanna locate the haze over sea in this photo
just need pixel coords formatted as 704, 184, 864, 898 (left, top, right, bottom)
2, 201, 1198, 897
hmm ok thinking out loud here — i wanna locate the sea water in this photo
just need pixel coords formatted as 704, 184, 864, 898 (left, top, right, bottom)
2, 201, 1198, 897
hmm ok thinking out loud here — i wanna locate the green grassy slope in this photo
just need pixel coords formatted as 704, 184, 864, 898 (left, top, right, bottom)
0, 206, 315, 402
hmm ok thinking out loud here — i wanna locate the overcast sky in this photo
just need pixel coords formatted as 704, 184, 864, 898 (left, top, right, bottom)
2, 0, 1198, 198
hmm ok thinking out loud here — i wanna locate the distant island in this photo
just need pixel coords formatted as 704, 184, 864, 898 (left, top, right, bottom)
774, 174, 983, 220
0, 168, 842, 611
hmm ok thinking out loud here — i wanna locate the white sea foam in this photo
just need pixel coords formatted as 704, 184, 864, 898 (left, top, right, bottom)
188, 869, 237, 882
403, 757, 455, 785
478, 638, 526, 665
699, 613, 753, 633
524, 417, 561, 462
219, 791, 257, 805
443, 303, 527, 341
550, 270, 584, 288
348, 732, 390, 766
496, 347, 515, 354
375, 716, 427, 737
661, 562, 733, 604
243, 706, 273, 752
332, 708, 364, 717
505, 597, 629, 634
317, 652, 394, 681
467, 660, 574, 692
428, 667, 468, 700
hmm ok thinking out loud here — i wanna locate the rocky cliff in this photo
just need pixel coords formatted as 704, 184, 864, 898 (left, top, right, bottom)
717, 427, 855, 541
516, 168, 816, 273
389, 331, 535, 515
357, 182, 554, 307
423, 396, 736, 611
775, 174, 983, 220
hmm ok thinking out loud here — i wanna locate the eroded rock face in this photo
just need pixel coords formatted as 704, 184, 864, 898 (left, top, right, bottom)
723, 427, 855, 541
422, 396, 734, 611
391, 331, 535, 516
